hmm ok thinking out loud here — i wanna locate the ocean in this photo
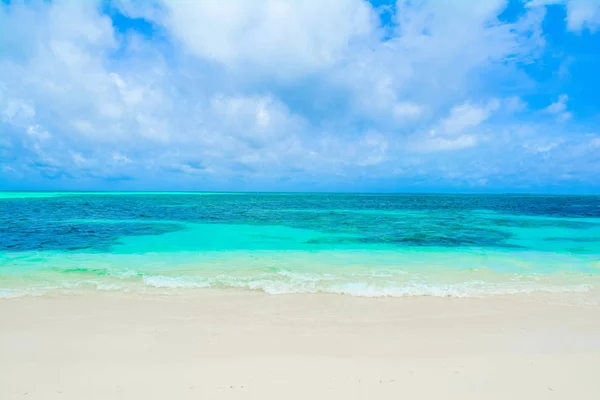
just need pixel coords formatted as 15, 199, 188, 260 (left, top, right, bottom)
1, 192, 599, 299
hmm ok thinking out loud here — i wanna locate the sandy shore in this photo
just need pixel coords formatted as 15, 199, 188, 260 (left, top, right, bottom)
1, 291, 599, 399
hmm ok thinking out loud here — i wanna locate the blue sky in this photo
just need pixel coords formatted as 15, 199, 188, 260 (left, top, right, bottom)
0, 0, 599, 193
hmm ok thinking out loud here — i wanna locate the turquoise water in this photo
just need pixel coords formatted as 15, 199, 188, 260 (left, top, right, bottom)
1, 192, 599, 298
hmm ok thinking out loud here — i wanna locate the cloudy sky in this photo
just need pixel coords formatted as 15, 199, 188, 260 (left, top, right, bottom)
1, 0, 599, 192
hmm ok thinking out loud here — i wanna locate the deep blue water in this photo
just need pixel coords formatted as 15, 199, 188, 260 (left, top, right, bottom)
1, 193, 599, 253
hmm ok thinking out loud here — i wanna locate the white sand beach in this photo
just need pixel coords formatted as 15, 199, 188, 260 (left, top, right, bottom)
1, 291, 599, 399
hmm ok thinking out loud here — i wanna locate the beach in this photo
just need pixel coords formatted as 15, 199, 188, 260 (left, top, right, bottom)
1, 291, 599, 399
2, 193, 600, 398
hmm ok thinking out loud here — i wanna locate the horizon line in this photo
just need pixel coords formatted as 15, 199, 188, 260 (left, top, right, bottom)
1, 190, 599, 196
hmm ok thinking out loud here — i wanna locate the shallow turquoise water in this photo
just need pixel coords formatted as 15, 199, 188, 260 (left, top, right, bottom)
1, 193, 599, 298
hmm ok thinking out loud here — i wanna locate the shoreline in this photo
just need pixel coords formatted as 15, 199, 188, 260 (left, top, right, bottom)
1, 291, 599, 399
2, 281, 600, 305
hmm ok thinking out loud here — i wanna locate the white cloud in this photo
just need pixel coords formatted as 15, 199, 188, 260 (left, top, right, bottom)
112, 152, 132, 166
503, 97, 528, 113
544, 94, 572, 121
528, 0, 600, 32
70, 120, 95, 135
523, 140, 563, 153
71, 152, 91, 167
0, 1, 155, 144
412, 134, 478, 153
406, 100, 499, 153
1, 99, 36, 125
26, 125, 51, 141
356, 132, 388, 166
393, 102, 424, 120
440, 101, 498, 135
157, 0, 377, 78
209, 94, 296, 135
332, 0, 544, 127
566, 0, 600, 32
589, 137, 600, 148
545, 94, 568, 113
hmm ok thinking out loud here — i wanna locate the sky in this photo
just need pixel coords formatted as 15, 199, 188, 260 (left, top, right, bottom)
0, 0, 599, 193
